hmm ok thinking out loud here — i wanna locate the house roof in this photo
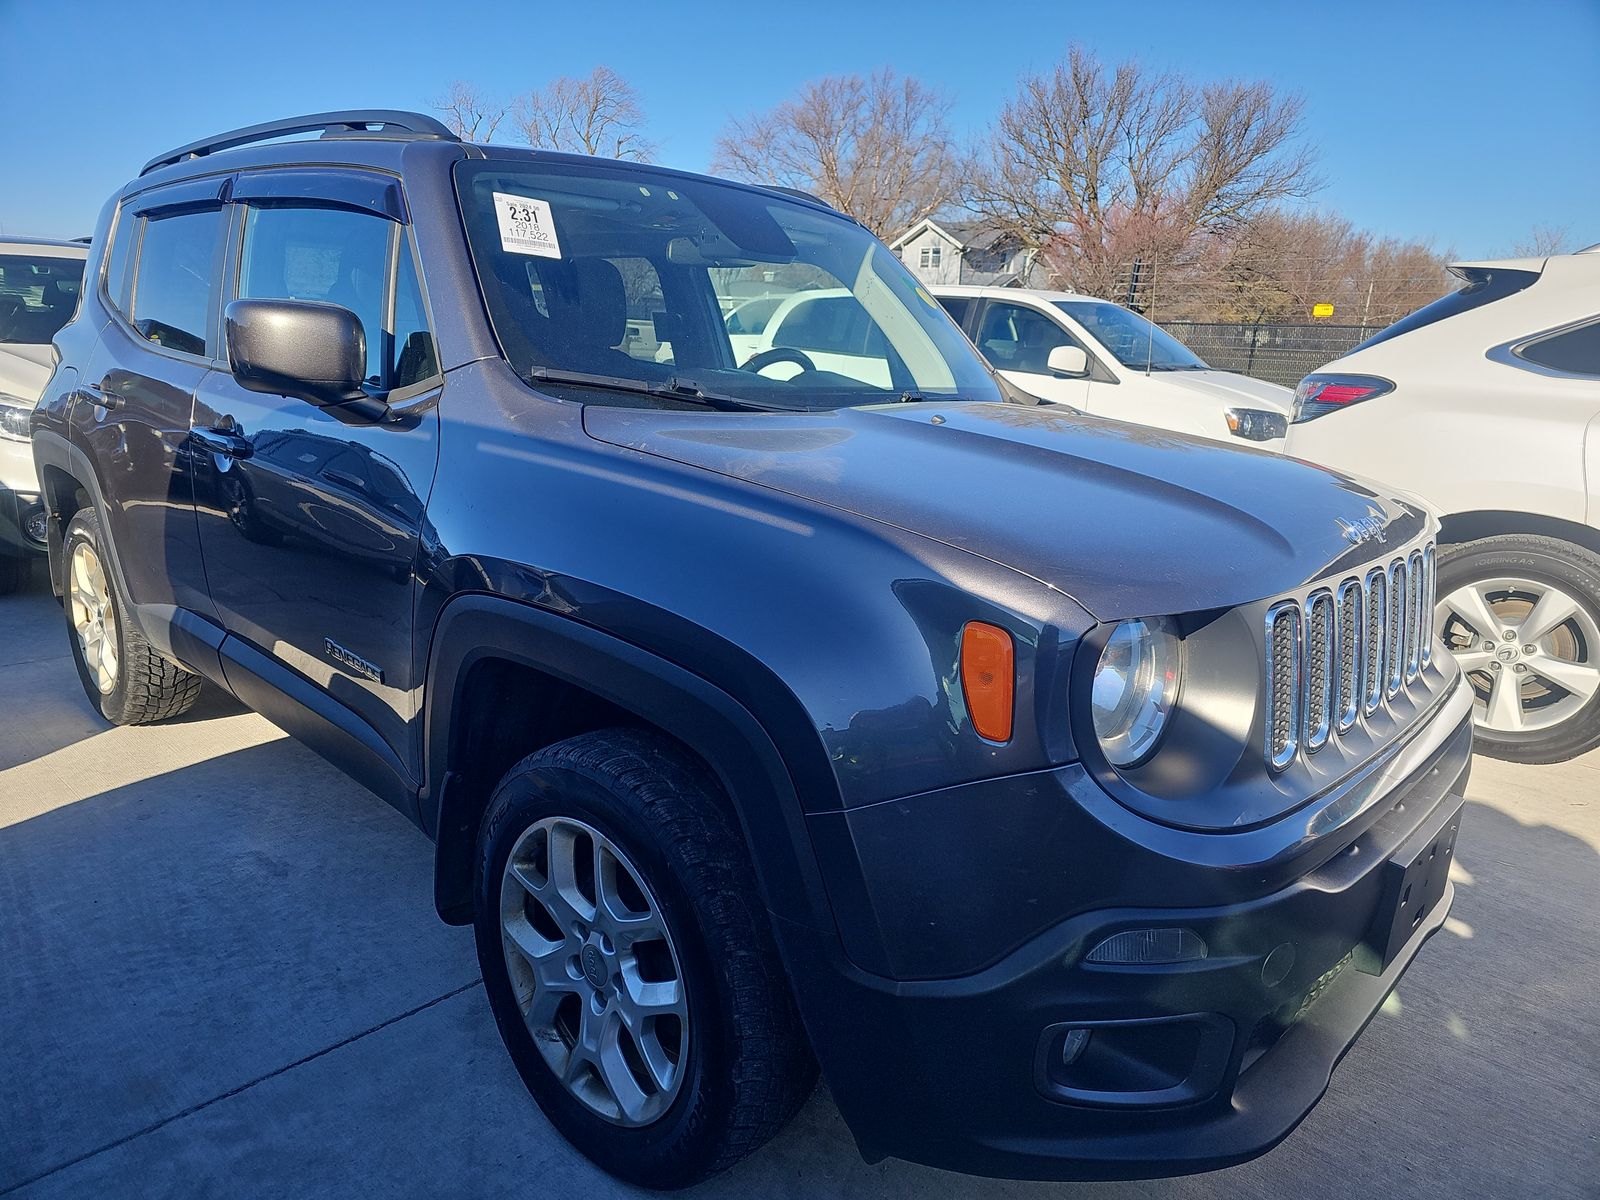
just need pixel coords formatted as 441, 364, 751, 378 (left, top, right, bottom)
888, 216, 1021, 253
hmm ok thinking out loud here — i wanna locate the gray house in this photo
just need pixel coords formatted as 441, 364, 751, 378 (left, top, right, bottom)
890, 218, 1045, 288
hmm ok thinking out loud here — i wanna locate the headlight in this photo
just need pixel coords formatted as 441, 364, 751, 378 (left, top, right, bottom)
0, 393, 34, 442
1091, 618, 1182, 767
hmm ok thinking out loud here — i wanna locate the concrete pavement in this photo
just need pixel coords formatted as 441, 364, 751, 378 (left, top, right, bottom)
2, 569, 1596, 1198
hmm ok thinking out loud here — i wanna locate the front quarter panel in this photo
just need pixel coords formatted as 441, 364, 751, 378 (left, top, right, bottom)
416, 360, 1094, 816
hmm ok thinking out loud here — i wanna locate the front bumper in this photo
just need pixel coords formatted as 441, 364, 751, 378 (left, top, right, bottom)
784, 681, 1473, 1180
0, 483, 47, 558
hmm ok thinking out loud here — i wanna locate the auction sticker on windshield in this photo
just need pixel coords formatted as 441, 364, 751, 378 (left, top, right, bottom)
493, 192, 562, 258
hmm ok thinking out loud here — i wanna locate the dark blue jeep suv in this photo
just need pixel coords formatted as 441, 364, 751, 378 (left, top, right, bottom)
33, 111, 1474, 1187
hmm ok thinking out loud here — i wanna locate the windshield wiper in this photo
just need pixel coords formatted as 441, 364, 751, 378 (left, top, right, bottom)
527, 368, 780, 412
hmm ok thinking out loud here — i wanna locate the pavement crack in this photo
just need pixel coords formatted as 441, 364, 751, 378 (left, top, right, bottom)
0, 978, 484, 1196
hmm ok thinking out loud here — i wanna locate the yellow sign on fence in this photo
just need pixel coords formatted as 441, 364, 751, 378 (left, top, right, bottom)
1312, 302, 1336, 319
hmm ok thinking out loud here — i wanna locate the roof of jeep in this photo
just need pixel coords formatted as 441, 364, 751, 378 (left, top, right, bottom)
130, 109, 838, 218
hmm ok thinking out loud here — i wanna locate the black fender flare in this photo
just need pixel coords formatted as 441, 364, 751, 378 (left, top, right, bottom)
421, 593, 840, 940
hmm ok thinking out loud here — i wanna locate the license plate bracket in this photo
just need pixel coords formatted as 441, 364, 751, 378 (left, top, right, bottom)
1359, 793, 1464, 974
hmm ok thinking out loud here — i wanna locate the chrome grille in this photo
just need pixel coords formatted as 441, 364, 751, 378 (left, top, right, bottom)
1303, 591, 1334, 752
1266, 602, 1301, 770
1385, 559, 1407, 699
1264, 539, 1437, 771
1334, 579, 1362, 733
1363, 568, 1386, 716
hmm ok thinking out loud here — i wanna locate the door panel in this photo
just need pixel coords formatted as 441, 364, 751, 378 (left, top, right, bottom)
191, 383, 438, 760
191, 194, 441, 767
70, 199, 228, 621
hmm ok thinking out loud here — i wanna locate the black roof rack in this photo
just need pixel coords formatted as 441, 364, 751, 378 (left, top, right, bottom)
140, 109, 458, 177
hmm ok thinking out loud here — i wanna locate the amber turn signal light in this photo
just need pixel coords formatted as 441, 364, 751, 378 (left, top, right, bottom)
961, 621, 1015, 742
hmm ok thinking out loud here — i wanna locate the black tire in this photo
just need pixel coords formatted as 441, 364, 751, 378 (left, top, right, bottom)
473, 727, 816, 1189
0, 553, 26, 596
63, 508, 203, 725
1438, 534, 1600, 764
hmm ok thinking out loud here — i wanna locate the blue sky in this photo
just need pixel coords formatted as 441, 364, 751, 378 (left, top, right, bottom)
2, 0, 1595, 257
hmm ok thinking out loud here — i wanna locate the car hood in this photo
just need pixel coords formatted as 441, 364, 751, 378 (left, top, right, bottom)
584, 402, 1427, 621
0, 344, 53, 400
1151, 369, 1294, 413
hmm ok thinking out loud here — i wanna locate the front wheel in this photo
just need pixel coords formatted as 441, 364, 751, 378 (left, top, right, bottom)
1436, 534, 1600, 763
473, 728, 816, 1189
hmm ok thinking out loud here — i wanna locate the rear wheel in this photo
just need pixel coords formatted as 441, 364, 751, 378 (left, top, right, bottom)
1436, 534, 1600, 763
473, 728, 815, 1188
63, 508, 202, 724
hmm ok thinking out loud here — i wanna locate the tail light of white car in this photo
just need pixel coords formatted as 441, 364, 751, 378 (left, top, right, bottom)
1291, 374, 1395, 423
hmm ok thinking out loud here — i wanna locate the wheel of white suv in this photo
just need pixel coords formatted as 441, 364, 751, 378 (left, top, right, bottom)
1436, 534, 1600, 763
63, 508, 203, 724
473, 728, 816, 1189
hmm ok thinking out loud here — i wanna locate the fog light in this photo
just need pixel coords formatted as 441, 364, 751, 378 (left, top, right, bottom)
1059, 1027, 1091, 1066
22, 507, 48, 545
1085, 927, 1208, 965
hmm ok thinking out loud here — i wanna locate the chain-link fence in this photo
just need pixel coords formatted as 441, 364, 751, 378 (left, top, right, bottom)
1160, 321, 1378, 388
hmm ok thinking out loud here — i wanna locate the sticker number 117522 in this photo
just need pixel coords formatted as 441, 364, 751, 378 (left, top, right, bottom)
492, 192, 562, 259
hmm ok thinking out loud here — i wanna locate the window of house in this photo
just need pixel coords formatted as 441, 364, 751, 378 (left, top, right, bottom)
130, 208, 224, 356
919, 244, 942, 270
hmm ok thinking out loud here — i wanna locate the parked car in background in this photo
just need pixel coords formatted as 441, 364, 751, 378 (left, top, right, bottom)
932, 285, 1292, 447
0, 237, 87, 593
1286, 246, 1600, 763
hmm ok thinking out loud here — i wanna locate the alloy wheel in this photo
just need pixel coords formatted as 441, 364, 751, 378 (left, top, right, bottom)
1438, 576, 1600, 735
499, 816, 689, 1127
68, 540, 119, 695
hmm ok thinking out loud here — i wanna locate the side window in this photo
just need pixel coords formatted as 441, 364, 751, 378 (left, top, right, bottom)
391, 243, 439, 390
103, 209, 137, 315
975, 302, 1081, 374
130, 208, 223, 356
238, 205, 392, 385
937, 296, 972, 327
1518, 320, 1600, 377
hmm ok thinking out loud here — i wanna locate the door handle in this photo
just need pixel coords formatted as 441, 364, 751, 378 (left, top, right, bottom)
193, 427, 254, 459
82, 379, 125, 411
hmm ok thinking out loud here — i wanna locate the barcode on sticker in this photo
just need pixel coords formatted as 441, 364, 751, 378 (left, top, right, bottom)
493, 192, 562, 258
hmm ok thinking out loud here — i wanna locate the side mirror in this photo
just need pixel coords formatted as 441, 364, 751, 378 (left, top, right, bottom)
1047, 344, 1090, 377
226, 299, 369, 409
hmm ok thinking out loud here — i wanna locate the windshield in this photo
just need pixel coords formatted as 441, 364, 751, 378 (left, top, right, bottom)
0, 253, 85, 346
455, 160, 1000, 409
1055, 300, 1207, 371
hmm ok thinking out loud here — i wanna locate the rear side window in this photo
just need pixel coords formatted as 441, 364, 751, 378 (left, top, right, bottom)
131, 208, 224, 356
1356, 265, 1540, 353
1516, 320, 1600, 376
937, 296, 972, 327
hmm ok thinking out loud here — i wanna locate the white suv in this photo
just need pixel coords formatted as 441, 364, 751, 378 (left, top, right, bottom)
0, 237, 88, 594
1285, 247, 1600, 763
932, 285, 1293, 447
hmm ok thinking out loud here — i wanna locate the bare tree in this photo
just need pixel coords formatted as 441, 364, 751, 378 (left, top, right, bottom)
513, 67, 655, 161
969, 46, 1320, 297
712, 69, 964, 238
1509, 223, 1574, 257
432, 80, 508, 142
